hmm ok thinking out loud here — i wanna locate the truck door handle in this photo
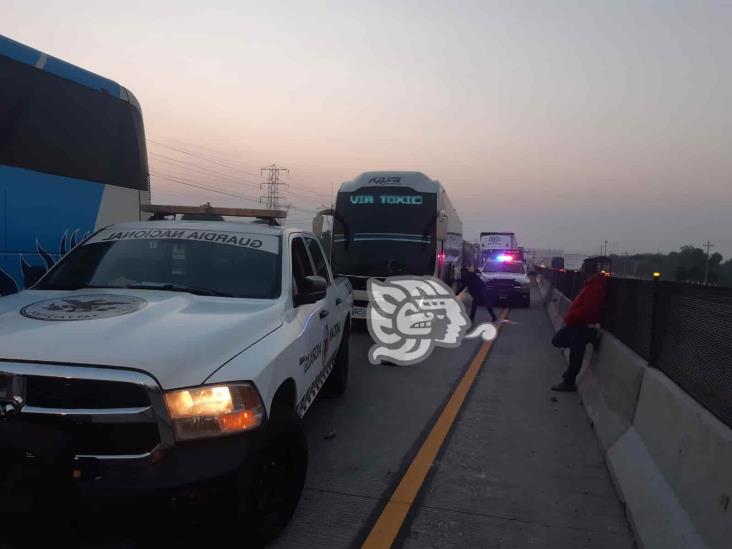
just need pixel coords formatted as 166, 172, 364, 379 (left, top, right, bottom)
335, 298, 342, 305
319, 309, 329, 319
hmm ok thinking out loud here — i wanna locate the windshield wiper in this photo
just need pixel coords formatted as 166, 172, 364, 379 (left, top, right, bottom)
124, 284, 233, 297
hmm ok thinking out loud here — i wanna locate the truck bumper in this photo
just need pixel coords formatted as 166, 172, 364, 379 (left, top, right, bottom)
352, 289, 369, 319
0, 418, 266, 507
487, 287, 530, 303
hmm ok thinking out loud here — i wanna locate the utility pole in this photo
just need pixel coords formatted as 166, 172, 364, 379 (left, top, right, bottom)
703, 240, 714, 285
260, 164, 289, 213
602, 240, 608, 256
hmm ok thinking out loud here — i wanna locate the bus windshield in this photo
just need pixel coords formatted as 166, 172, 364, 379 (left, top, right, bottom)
331, 187, 437, 277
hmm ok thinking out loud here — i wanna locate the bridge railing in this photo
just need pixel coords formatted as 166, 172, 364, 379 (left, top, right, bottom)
537, 267, 732, 429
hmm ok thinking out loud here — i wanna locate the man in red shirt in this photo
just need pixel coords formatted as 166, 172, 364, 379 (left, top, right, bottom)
551, 259, 608, 392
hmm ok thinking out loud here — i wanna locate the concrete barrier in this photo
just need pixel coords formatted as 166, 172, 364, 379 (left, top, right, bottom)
536, 274, 732, 549
576, 331, 645, 450
608, 426, 707, 549
536, 275, 567, 331
631, 369, 732, 549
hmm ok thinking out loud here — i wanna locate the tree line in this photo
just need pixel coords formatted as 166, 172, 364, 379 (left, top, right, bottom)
609, 246, 732, 285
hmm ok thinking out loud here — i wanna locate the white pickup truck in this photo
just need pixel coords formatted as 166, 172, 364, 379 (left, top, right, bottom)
480, 257, 531, 308
0, 215, 352, 542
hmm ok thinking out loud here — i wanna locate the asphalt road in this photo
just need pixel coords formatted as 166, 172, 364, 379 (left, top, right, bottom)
274, 284, 633, 548
271, 317, 485, 549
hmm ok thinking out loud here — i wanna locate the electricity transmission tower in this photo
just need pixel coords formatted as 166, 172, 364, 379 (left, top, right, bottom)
260, 164, 289, 212
703, 240, 715, 285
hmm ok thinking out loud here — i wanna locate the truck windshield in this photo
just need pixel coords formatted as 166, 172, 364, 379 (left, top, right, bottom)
331, 187, 437, 277
35, 229, 281, 299
482, 261, 525, 274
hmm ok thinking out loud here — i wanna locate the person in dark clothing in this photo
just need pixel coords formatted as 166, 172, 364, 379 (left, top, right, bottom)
551, 260, 607, 392
458, 266, 498, 323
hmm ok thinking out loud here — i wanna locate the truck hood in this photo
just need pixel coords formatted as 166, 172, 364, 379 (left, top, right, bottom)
0, 289, 283, 389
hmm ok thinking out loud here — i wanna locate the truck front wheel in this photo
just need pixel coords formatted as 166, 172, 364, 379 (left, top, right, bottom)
238, 404, 307, 545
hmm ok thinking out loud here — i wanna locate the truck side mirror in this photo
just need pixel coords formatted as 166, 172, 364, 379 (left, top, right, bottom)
294, 275, 328, 306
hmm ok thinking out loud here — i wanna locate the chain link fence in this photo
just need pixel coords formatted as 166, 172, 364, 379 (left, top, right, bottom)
538, 267, 732, 428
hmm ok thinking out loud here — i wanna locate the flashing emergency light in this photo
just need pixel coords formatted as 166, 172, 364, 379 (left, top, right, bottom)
496, 254, 514, 262
438, 251, 446, 267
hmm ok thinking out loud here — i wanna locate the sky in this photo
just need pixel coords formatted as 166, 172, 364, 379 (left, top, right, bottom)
5, 0, 732, 257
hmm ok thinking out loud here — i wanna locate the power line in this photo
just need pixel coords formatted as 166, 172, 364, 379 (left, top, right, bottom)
151, 170, 315, 215
150, 172, 262, 204
147, 138, 332, 201
147, 139, 330, 200
150, 153, 326, 203
149, 152, 261, 184
147, 139, 261, 178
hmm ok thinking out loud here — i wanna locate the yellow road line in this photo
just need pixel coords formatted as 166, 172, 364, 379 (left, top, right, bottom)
362, 308, 510, 549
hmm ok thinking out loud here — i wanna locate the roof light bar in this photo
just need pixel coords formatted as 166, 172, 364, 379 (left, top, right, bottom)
141, 204, 287, 219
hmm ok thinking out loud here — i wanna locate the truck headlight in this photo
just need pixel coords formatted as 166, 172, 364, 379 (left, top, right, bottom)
164, 383, 264, 441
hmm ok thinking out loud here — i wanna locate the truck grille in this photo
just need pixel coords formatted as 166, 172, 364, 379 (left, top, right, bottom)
1, 362, 173, 459
20, 416, 160, 455
26, 376, 150, 409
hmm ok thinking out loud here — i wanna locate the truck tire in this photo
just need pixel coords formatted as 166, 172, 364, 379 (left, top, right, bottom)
238, 404, 307, 546
322, 321, 350, 397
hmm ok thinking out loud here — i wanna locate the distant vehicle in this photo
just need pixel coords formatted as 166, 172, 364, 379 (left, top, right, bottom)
480, 256, 531, 308
0, 34, 150, 296
0, 207, 353, 542
480, 232, 519, 262
583, 255, 612, 275
330, 171, 463, 320
551, 256, 565, 269
563, 254, 587, 271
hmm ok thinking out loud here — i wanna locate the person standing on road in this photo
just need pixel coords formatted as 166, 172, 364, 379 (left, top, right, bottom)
550, 259, 607, 392
458, 265, 498, 324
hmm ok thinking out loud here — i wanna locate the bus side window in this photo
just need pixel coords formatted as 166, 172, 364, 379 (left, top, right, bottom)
291, 237, 315, 297
305, 237, 332, 284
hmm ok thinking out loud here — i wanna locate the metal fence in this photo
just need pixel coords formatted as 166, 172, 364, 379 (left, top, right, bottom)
603, 277, 654, 361
539, 268, 732, 429
542, 268, 584, 300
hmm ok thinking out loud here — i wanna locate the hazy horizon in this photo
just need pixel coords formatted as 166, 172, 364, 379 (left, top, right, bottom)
5, 0, 731, 257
